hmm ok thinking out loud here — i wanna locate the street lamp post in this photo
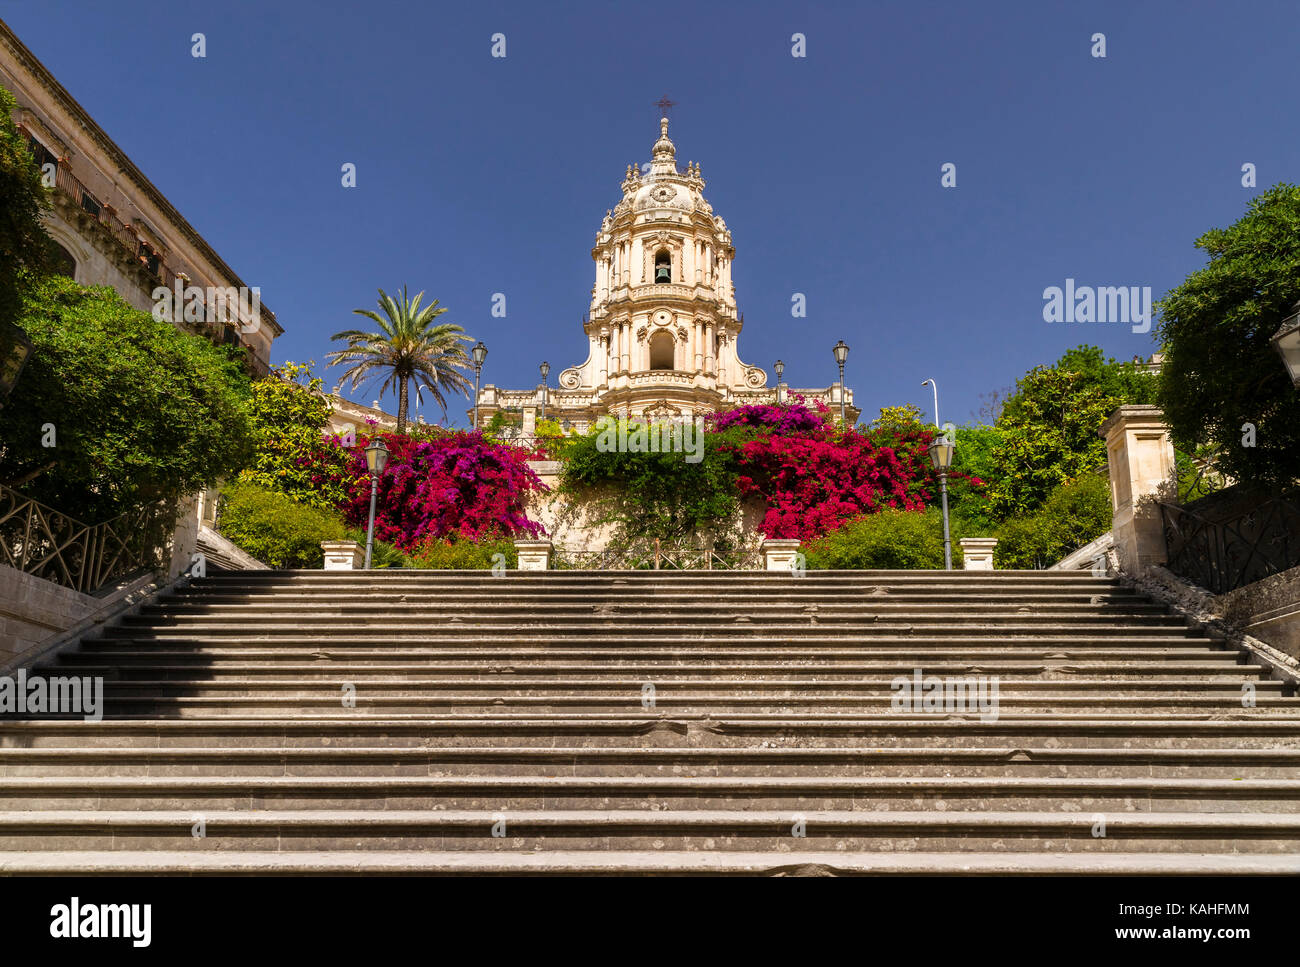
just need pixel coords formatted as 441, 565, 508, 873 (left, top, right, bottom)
774, 359, 785, 404
539, 361, 550, 422
928, 433, 956, 570
363, 438, 389, 569
1270, 299, 1300, 386
832, 340, 850, 426
471, 341, 488, 429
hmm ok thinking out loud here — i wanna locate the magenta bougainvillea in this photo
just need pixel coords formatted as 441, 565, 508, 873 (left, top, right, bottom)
307, 431, 546, 550
711, 402, 983, 542
708, 398, 831, 436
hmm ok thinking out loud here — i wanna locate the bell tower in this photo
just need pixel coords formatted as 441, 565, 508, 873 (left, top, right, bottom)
470, 114, 856, 432
552, 116, 767, 417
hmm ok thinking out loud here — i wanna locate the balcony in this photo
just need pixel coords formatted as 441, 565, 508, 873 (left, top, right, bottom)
45, 160, 271, 377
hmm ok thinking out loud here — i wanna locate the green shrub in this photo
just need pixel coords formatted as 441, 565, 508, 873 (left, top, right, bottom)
406, 535, 518, 569
804, 508, 960, 570
218, 480, 358, 568
993, 473, 1111, 569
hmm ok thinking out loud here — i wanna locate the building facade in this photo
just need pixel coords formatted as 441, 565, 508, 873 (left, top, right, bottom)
0, 19, 281, 376
473, 118, 857, 431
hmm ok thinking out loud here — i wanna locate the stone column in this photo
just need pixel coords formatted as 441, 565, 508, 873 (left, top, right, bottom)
620, 321, 630, 373
1101, 405, 1177, 575
168, 494, 202, 580
515, 539, 552, 571
704, 322, 715, 376
959, 538, 997, 570
321, 540, 365, 570
522, 405, 537, 438
761, 539, 802, 572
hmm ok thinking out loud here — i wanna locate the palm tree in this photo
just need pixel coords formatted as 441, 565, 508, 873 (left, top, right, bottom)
327, 286, 473, 432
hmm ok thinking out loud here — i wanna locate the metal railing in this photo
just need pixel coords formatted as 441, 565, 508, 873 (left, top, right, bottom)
0, 484, 176, 594
1160, 491, 1300, 594
554, 537, 762, 571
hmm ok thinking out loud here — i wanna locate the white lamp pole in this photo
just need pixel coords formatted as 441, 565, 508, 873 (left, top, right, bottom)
921, 378, 940, 429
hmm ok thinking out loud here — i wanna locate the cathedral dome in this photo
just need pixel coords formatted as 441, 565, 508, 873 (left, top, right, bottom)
633, 179, 693, 211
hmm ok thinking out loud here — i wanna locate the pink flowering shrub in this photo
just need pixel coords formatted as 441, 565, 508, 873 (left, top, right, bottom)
317, 431, 546, 550
708, 399, 831, 436
723, 414, 984, 542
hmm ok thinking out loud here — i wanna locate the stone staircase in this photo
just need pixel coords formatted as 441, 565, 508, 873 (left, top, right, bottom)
1, 569, 1298, 875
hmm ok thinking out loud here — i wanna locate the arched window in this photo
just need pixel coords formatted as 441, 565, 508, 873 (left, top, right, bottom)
654, 250, 671, 284
649, 330, 675, 370
46, 239, 76, 279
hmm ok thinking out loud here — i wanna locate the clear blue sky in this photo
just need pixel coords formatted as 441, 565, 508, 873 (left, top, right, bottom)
3, 0, 1295, 426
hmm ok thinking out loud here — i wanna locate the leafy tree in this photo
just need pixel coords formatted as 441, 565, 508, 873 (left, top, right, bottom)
239, 361, 356, 511
950, 424, 1001, 533
993, 473, 1112, 570
868, 404, 927, 437
0, 84, 52, 328
327, 286, 473, 432
0, 275, 253, 519
1155, 183, 1300, 489
986, 345, 1155, 521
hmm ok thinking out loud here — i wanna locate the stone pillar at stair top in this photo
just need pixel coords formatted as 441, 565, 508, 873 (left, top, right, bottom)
321, 540, 364, 570
761, 539, 801, 572
167, 493, 202, 580
515, 539, 553, 570
522, 406, 537, 439
1100, 404, 1177, 575
958, 537, 997, 570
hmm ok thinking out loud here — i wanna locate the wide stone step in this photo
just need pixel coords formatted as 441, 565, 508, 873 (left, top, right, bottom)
1, 809, 1297, 853
65, 691, 1294, 712
178, 590, 1152, 605
86, 634, 1227, 649
51, 662, 1259, 681
121, 611, 1192, 627
143, 601, 1173, 616
3, 715, 1297, 749
1, 774, 1296, 811
5, 848, 1295, 875
1, 745, 1295, 778
52, 654, 1248, 675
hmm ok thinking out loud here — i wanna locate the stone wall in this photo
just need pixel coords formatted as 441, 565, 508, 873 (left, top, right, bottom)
1216, 562, 1300, 661
0, 564, 100, 660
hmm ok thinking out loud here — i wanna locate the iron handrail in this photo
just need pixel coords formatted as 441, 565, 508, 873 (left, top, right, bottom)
0, 484, 175, 593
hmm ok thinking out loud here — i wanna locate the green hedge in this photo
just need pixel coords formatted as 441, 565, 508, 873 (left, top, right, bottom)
406, 536, 518, 570
218, 481, 407, 569
804, 508, 961, 570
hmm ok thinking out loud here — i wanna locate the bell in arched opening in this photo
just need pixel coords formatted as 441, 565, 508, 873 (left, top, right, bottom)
654, 250, 671, 284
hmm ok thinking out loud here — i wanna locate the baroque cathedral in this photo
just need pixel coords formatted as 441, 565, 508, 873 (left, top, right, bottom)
472, 117, 857, 431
